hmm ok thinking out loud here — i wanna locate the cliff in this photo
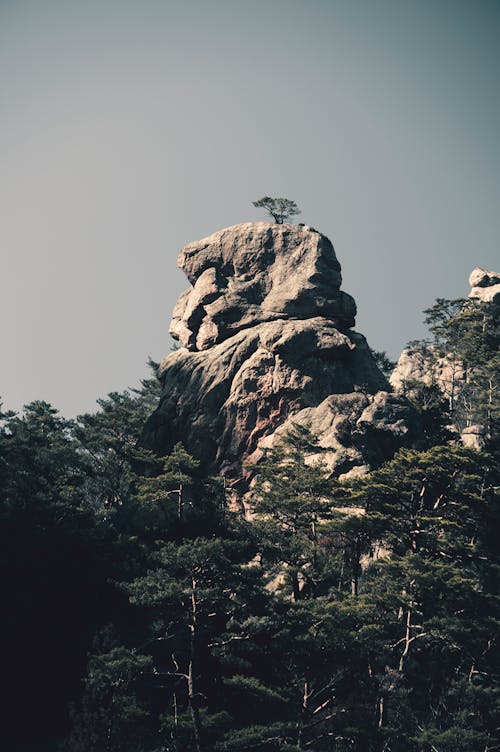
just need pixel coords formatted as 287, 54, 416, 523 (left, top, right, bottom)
143, 223, 418, 486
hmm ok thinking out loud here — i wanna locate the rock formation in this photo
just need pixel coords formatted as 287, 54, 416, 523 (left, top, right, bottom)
143, 222, 418, 486
169, 222, 356, 350
468, 267, 500, 305
391, 266, 500, 394
390, 266, 500, 449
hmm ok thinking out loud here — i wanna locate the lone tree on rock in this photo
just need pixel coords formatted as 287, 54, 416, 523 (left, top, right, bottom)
252, 196, 301, 224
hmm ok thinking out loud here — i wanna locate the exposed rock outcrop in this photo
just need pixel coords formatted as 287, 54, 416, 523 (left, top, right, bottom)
469, 267, 500, 305
255, 390, 419, 480
143, 223, 419, 486
391, 266, 500, 395
390, 267, 499, 447
169, 222, 356, 350
389, 345, 465, 397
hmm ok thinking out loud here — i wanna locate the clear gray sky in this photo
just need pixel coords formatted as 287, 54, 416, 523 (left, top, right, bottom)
2, 0, 499, 416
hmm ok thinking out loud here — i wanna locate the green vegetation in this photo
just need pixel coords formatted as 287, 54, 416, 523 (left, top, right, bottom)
404, 298, 499, 445
1, 300, 499, 751
371, 349, 397, 379
252, 196, 301, 224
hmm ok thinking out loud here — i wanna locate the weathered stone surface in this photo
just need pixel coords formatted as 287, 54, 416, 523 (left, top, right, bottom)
390, 345, 465, 397
145, 317, 388, 481
469, 267, 500, 304
390, 347, 433, 392
390, 267, 500, 448
254, 391, 419, 478
391, 267, 500, 394
170, 222, 356, 350
143, 223, 419, 486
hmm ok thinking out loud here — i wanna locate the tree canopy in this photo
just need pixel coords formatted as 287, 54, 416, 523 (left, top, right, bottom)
252, 196, 301, 224
2, 295, 499, 751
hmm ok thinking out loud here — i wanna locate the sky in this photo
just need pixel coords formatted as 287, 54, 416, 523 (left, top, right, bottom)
1, 0, 499, 416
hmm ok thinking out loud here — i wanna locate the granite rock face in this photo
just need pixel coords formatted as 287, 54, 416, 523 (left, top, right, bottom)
469, 267, 500, 305
389, 345, 465, 395
143, 223, 418, 485
169, 222, 356, 351
390, 267, 499, 448
255, 390, 419, 481
391, 266, 500, 395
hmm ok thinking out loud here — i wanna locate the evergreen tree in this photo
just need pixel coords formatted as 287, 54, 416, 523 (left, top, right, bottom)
252, 196, 301, 224
422, 297, 499, 441
331, 445, 500, 750
251, 425, 334, 600
123, 528, 274, 751
0, 402, 109, 748
134, 442, 225, 538
3, 286, 499, 752
371, 349, 397, 379
64, 629, 153, 752
74, 360, 161, 514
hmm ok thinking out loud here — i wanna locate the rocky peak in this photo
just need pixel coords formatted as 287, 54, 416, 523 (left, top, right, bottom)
143, 223, 418, 487
170, 222, 356, 351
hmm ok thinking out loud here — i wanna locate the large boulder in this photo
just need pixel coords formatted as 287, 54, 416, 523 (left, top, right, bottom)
255, 390, 419, 481
389, 345, 465, 396
143, 223, 419, 486
169, 222, 356, 350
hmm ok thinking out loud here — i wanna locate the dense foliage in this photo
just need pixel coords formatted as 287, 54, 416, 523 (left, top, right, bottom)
403, 298, 499, 447
1, 300, 499, 752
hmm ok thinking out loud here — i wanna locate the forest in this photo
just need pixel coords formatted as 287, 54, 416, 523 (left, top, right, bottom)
1, 295, 499, 752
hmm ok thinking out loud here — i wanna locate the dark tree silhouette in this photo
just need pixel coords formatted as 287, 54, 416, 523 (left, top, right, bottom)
252, 196, 301, 224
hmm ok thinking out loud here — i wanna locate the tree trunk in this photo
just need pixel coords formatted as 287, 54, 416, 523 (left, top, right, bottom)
188, 658, 203, 752
399, 597, 414, 672
178, 482, 183, 520
188, 577, 204, 752
291, 569, 301, 602
377, 693, 387, 729
351, 538, 361, 596
297, 679, 310, 749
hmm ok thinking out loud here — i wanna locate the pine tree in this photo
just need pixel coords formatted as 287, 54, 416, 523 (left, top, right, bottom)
251, 425, 334, 601
331, 445, 500, 750
0, 402, 108, 748
124, 534, 271, 752
422, 297, 499, 441
252, 196, 301, 224
74, 360, 161, 514
64, 629, 153, 752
